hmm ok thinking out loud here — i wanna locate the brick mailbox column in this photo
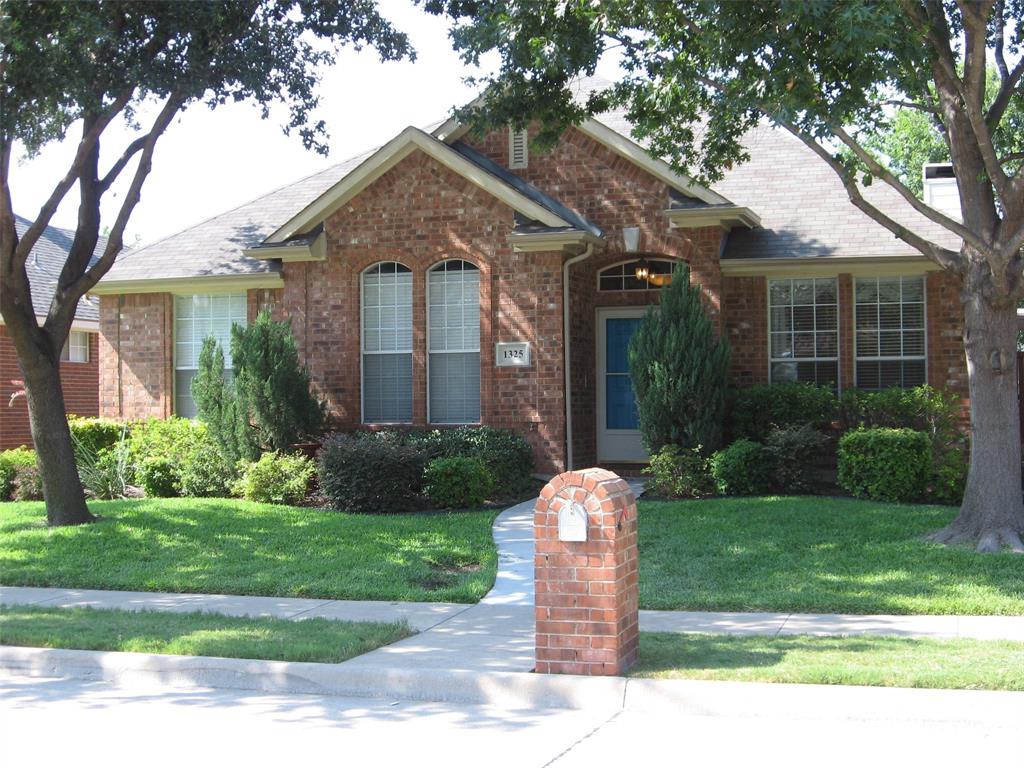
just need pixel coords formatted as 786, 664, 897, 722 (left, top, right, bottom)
534, 468, 639, 676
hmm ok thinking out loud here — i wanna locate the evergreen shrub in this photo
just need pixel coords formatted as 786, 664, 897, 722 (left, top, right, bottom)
423, 456, 493, 508
68, 417, 127, 460
12, 465, 43, 501
710, 440, 772, 496
764, 425, 827, 494
410, 427, 534, 496
837, 428, 930, 502
138, 456, 179, 497
730, 382, 837, 441
0, 447, 36, 500
233, 451, 316, 506
318, 434, 431, 513
644, 444, 714, 499
628, 263, 731, 453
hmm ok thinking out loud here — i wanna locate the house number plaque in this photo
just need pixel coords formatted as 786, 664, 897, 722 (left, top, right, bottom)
495, 342, 531, 367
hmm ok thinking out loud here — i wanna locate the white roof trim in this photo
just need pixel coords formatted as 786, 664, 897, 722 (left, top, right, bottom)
720, 254, 941, 277
576, 119, 730, 206
90, 272, 284, 296
665, 206, 761, 230
507, 230, 605, 253
243, 230, 327, 263
432, 112, 732, 207
0, 318, 99, 332
269, 126, 571, 242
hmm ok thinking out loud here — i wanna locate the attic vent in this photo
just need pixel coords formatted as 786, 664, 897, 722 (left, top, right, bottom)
509, 128, 528, 169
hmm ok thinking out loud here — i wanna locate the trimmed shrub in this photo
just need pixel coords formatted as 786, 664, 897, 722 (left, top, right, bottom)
764, 425, 828, 494
178, 442, 234, 498
0, 447, 36, 500
730, 382, 838, 441
233, 451, 315, 506
68, 417, 127, 460
192, 337, 259, 466
138, 456, 179, 498
318, 433, 431, 513
410, 427, 534, 497
12, 465, 43, 501
837, 428, 931, 502
423, 456, 493, 508
710, 440, 772, 496
644, 444, 714, 499
628, 263, 731, 453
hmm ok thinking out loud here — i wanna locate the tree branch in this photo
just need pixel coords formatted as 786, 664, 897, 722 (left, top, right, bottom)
50, 91, 186, 331
986, 57, 1024, 127
878, 99, 937, 114
831, 125, 993, 255
97, 134, 150, 194
781, 125, 963, 273
12, 87, 135, 271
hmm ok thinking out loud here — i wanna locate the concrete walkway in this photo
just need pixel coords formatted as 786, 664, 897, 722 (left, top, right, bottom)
3, 491, 1023, 652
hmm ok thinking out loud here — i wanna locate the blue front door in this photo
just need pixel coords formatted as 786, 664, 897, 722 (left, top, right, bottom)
597, 309, 648, 462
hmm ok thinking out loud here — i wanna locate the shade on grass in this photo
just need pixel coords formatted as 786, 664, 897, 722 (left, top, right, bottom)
631, 632, 1024, 691
0, 499, 497, 603
0, 605, 411, 663
638, 497, 1024, 615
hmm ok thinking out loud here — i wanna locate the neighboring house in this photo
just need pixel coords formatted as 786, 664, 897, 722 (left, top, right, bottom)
1, 216, 103, 449
91, 81, 966, 474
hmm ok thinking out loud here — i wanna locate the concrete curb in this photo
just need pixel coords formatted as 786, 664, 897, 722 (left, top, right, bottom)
3, 646, 1022, 725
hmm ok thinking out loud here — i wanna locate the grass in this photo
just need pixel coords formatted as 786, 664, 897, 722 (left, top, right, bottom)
0, 605, 411, 663
630, 632, 1024, 691
0, 499, 498, 603
638, 496, 1024, 615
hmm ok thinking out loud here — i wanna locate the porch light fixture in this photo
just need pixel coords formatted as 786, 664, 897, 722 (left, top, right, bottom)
634, 258, 651, 282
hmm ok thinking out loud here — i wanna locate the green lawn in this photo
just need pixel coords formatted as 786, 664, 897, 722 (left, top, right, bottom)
0, 605, 411, 663
0, 499, 498, 603
638, 497, 1024, 615
630, 632, 1024, 691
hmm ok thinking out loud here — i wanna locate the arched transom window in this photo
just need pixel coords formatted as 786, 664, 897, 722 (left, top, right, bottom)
428, 259, 481, 424
362, 262, 413, 423
598, 259, 678, 291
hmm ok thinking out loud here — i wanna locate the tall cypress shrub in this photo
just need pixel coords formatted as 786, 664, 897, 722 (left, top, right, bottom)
231, 309, 325, 451
628, 264, 731, 453
191, 337, 259, 465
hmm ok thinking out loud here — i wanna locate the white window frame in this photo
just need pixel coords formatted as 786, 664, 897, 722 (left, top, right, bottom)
597, 258, 679, 291
854, 275, 928, 390
767, 277, 840, 388
60, 330, 90, 363
173, 293, 247, 418
426, 259, 481, 425
361, 261, 414, 425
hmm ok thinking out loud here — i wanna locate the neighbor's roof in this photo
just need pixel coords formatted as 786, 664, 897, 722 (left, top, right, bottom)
13, 214, 104, 324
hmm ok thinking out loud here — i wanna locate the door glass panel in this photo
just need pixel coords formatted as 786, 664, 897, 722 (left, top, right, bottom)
605, 317, 643, 430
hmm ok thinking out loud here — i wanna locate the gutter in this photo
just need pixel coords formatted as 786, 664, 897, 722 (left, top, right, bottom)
563, 243, 595, 471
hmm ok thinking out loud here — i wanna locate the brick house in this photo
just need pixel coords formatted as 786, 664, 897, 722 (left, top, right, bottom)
1, 216, 102, 450
91, 94, 966, 474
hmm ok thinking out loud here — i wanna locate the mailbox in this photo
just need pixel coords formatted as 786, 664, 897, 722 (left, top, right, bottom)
558, 501, 588, 542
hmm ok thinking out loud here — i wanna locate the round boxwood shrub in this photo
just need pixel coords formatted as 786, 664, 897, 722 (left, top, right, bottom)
233, 451, 316, 506
12, 465, 43, 501
423, 456, 493, 508
730, 382, 837, 441
764, 425, 828, 494
837, 428, 930, 502
138, 456, 179, 498
178, 442, 234, 498
410, 427, 534, 497
710, 439, 773, 496
0, 447, 36, 500
318, 433, 431, 513
644, 444, 714, 499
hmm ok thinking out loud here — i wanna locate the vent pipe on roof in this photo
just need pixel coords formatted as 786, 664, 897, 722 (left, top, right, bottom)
922, 163, 961, 221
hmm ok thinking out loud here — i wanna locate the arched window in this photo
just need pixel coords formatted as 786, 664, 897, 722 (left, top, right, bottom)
427, 260, 481, 424
598, 258, 678, 291
362, 262, 413, 423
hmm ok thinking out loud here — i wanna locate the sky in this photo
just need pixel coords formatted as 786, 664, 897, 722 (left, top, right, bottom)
6, 1, 494, 247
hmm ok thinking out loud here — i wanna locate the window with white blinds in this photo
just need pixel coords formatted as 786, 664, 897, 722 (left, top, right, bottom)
428, 260, 481, 424
362, 262, 413, 423
855, 276, 927, 389
174, 294, 247, 418
768, 278, 839, 389
60, 331, 90, 363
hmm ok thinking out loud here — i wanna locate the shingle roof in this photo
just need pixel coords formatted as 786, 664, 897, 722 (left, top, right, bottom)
102, 148, 376, 283
14, 214, 104, 323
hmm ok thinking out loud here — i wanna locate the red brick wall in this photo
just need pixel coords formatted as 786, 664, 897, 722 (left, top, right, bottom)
1, 325, 99, 450
274, 151, 567, 474
926, 270, 967, 397
99, 294, 173, 419
722, 275, 768, 388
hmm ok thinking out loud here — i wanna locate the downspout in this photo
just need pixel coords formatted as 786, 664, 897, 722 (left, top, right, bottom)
563, 243, 594, 472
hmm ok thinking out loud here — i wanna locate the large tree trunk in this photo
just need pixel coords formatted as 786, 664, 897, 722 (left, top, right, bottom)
932, 275, 1024, 553
16, 332, 94, 526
